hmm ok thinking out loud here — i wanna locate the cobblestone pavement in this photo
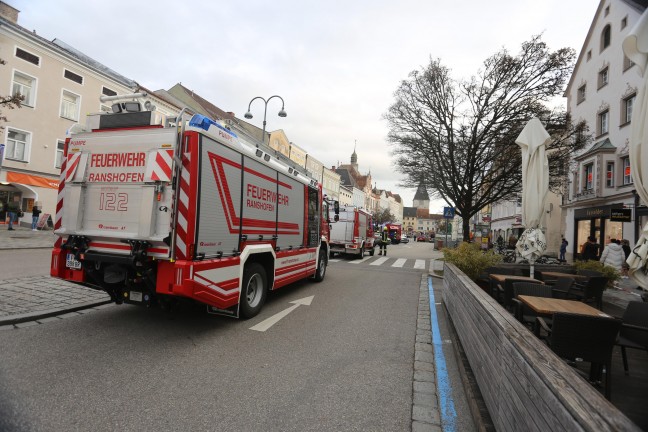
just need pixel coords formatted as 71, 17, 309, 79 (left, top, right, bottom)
0, 224, 111, 328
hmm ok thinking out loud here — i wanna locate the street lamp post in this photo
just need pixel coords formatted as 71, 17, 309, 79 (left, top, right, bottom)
244, 95, 287, 148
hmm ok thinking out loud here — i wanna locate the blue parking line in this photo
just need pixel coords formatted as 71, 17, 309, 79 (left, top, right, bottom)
428, 276, 457, 431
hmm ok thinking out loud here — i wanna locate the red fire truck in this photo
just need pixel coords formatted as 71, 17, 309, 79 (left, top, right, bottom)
328, 205, 375, 258
385, 223, 402, 244
51, 95, 335, 318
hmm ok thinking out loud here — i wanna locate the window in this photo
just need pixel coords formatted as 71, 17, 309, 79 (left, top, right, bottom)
64, 69, 83, 85
598, 67, 609, 89
102, 87, 117, 97
60, 90, 80, 120
622, 94, 636, 124
606, 162, 615, 187
100, 104, 111, 113
623, 157, 632, 185
584, 163, 594, 190
601, 25, 611, 51
15, 47, 40, 66
12, 71, 36, 106
587, 50, 592, 61
55, 140, 65, 169
598, 110, 609, 136
624, 55, 635, 71
622, 17, 628, 29
6, 128, 29, 161
604, 6, 610, 16
577, 84, 586, 104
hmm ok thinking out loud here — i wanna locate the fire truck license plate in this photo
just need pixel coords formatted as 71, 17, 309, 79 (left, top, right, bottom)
65, 254, 82, 270
129, 291, 143, 302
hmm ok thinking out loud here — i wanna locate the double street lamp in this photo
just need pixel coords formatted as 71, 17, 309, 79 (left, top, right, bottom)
244, 95, 287, 148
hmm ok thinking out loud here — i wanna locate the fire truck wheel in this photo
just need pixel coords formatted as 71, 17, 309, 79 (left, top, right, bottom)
357, 246, 364, 259
240, 263, 267, 319
313, 250, 327, 282
369, 246, 375, 256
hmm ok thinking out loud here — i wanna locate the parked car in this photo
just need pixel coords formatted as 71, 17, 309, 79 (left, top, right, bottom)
417, 236, 427, 242
401, 236, 409, 244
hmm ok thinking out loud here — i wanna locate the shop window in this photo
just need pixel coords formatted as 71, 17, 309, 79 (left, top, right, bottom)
606, 162, 615, 187
622, 157, 633, 185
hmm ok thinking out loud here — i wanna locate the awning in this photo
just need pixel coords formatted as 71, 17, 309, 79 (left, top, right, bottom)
6, 171, 59, 189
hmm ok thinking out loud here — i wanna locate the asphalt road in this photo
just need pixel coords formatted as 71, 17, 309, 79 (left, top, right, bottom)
0, 248, 52, 279
0, 246, 427, 431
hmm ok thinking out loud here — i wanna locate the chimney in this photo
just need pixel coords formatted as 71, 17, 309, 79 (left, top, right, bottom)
0, 2, 19, 24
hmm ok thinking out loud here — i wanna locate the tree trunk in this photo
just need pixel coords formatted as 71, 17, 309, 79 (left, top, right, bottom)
462, 217, 471, 242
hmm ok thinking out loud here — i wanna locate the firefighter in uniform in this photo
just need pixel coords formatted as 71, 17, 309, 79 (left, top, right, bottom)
379, 226, 389, 256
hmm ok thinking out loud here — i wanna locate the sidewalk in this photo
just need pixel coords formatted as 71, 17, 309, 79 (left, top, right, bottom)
0, 224, 111, 328
0, 223, 57, 249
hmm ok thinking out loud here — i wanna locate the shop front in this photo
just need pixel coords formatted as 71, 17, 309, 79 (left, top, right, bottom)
573, 203, 627, 260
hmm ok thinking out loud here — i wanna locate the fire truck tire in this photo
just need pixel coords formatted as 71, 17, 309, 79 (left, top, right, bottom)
240, 263, 267, 319
313, 250, 327, 282
356, 246, 364, 259
369, 245, 375, 256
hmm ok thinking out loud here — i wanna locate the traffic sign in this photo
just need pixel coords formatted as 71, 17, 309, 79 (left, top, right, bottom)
443, 207, 455, 218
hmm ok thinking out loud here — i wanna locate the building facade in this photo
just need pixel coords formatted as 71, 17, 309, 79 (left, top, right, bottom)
563, 0, 647, 261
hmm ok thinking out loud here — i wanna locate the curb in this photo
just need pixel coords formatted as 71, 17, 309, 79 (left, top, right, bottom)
0, 299, 112, 326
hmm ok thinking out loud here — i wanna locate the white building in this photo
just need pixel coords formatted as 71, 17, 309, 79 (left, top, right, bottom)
562, 0, 647, 261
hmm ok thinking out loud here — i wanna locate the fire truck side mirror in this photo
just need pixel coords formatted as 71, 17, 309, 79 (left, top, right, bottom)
334, 214, 339, 222
333, 201, 339, 214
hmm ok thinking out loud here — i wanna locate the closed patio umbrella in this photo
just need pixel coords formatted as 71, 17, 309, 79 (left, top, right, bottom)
515, 117, 550, 279
623, 10, 648, 287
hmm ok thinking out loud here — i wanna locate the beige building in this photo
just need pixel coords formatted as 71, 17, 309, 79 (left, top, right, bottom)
0, 2, 140, 225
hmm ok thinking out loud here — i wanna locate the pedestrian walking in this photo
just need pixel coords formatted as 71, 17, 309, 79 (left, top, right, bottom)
379, 226, 389, 256
621, 239, 631, 279
31, 205, 42, 231
580, 236, 599, 261
600, 239, 626, 273
559, 238, 568, 263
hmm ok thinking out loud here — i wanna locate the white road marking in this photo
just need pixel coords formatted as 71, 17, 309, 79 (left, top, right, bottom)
392, 258, 406, 267
414, 259, 426, 269
349, 256, 372, 264
328, 259, 341, 262
249, 296, 314, 332
370, 257, 389, 266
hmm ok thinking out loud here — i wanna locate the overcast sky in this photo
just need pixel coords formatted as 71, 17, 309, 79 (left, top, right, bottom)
11, 0, 596, 212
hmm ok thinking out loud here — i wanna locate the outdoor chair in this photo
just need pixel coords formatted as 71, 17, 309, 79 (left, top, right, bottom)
536, 312, 622, 400
511, 282, 554, 330
567, 276, 608, 310
550, 277, 575, 299
615, 301, 648, 375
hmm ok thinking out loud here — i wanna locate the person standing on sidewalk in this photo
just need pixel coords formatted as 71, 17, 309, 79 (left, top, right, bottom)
559, 238, 568, 263
31, 205, 42, 231
6, 198, 19, 231
379, 226, 389, 256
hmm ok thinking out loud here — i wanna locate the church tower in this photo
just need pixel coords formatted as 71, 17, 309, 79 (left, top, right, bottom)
350, 141, 358, 171
413, 182, 430, 210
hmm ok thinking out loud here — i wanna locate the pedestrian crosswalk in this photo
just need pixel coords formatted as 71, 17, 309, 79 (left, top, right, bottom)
329, 256, 429, 271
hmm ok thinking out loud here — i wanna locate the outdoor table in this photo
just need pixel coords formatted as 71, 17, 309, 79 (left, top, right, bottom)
517, 295, 611, 318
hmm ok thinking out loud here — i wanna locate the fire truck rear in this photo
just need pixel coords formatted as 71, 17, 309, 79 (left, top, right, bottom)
328, 205, 375, 258
51, 94, 334, 318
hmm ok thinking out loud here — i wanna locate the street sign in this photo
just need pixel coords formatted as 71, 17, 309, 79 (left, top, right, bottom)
443, 207, 455, 218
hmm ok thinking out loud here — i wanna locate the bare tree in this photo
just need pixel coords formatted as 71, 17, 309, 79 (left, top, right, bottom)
385, 35, 589, 241
372, 208, 397, 226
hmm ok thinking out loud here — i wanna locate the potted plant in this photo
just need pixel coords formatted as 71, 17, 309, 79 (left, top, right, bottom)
443, 242, 502, 282
574, 260, 620, 288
